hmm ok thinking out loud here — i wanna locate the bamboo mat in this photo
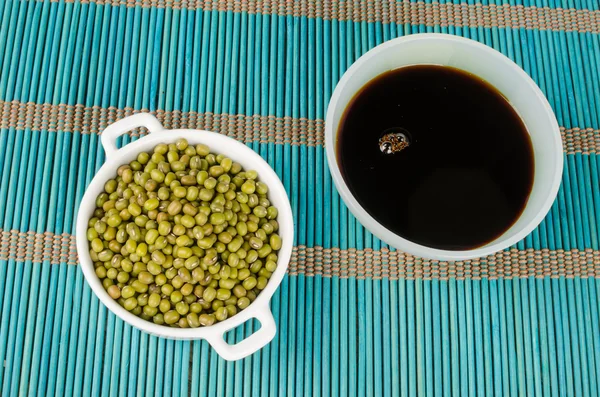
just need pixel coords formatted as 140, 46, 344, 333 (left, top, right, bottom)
0, 0, 599, 395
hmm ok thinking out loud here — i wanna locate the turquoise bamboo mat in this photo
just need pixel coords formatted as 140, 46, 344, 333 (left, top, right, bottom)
0, 0, 599, 395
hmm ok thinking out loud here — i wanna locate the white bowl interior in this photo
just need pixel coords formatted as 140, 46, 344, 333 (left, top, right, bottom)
325, 34, 563, 261
76, 129, 294, 339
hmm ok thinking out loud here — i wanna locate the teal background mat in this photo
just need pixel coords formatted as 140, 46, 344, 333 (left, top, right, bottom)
0, 0, 599, 395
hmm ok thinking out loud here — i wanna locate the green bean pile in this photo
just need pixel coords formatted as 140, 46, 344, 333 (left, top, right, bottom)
86, 138, 281, 328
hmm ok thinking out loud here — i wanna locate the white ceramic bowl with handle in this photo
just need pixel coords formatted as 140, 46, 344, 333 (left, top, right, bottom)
76, 113, 294, 361
325, 34, 563, 261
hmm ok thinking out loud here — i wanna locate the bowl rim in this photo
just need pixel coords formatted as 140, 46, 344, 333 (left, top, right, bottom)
76, 125, 294, 342
324, 33, 563, 261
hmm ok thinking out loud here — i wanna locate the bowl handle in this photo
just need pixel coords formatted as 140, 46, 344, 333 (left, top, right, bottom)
101, 113, 164, 158
204, 303, 276, 361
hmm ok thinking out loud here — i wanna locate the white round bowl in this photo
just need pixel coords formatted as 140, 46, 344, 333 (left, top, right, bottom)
76, 113, 294, 361
325, 34, 563, 261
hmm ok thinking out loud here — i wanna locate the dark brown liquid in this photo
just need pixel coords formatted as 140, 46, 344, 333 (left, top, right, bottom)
337, 65, 534, 250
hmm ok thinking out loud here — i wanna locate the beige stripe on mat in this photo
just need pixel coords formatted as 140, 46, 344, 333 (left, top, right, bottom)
1, 229, 599, 280
0, 100, 323, 146
1, 100, 599, 154
63, 1, 600, 34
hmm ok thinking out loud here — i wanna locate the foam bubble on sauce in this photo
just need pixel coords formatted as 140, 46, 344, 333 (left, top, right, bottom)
379, 128, 411, 155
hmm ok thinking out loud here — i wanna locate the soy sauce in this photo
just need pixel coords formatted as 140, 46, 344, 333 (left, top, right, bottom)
337, 65, 534, 250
